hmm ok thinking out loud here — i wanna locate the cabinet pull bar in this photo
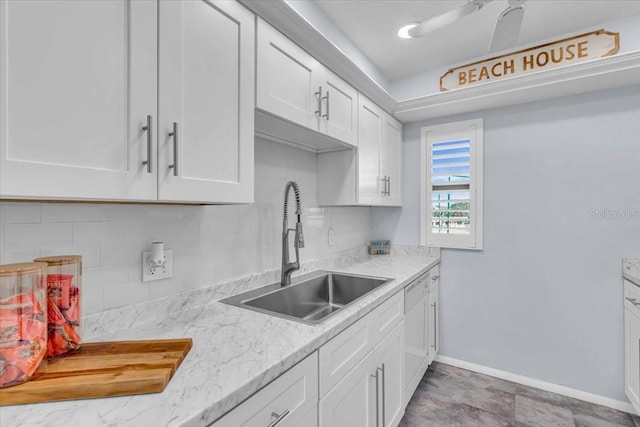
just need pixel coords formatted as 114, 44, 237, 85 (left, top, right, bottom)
378, 364, 386, 427
371, 370, 380, 427
267, 410, 290, 427
168, 122, 178, 176
626, 297, 640, 306
432, 302, 438, 350
314, 86, 322, 117
380, 176, 387, 196
141, 115, 152, 173
387, 176, 391, 196
323, 91, 330, 121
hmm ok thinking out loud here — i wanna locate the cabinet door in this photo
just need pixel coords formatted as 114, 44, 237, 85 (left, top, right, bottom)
317, 69, 358, 147
158, 0, 254, 203
404, 297, 428, 403
357, 96, 383, 205
213, 352, 318, 427
256, 18, 321, 131
625, 308, 640, 414
0, 0, 157, 200
375, 321, 405, 427
319, 350, 376, 427
428, 285, 440, 365
380, 114, 403, 206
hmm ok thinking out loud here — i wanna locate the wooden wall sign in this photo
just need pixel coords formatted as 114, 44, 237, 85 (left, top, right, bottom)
440, 29, 619, 91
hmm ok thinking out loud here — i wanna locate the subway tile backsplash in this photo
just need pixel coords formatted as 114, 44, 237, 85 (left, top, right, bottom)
0, 139, 372, 315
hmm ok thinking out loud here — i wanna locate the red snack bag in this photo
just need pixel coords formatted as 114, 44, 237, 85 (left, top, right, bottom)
62, 287, 80, 326
0, 317, 20, 344
47, 329, 70, 358
0, 364, 25, 387
0, 291, 44, 317
47, 274, 72, 309
0, 336, 45, 378
20, 317, 46, 342
47, 300, 66, 326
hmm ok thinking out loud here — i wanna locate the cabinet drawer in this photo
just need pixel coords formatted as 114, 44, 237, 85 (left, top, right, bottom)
624, 280, 640, 317
429, 264, 440, 293
213, 352, 318, 427
372, 290, 404, 343
319, 315, 374, 397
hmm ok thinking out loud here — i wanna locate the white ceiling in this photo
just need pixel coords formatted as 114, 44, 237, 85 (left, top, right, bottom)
312, 0, 640, 81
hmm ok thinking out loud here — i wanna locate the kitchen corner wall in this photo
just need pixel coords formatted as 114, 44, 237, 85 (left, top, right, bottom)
372, 84, 640, 402
0, 137, 371, 315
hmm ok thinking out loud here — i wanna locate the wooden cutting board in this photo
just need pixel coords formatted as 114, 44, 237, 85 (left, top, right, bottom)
0, 338, 192, 406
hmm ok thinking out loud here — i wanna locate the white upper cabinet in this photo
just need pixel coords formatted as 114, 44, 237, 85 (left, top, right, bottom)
317, 69, 358, 147
158, 0, 254, 203
0, 0, 158, 200
357, 96, 384, 205
317, 94, 402, 207
0, 0, 254, 204
256, 18, 357, 150
381, 114, 403, 206
256, 18, 321, 130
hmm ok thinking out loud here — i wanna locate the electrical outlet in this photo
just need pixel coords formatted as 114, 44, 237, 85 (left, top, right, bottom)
328, 228, 335, 246
142, 250, 173, 282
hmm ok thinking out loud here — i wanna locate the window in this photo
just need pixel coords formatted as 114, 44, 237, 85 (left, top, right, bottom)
420, 119, 483, 250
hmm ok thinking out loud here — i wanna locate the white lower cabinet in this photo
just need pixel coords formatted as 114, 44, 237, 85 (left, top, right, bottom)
319, 349, 377, 427
214, 281, 438, 427
212, 352, 318, 427
624, 280, 640, 414
319, 291, 405, 427
374, 321, 405, 427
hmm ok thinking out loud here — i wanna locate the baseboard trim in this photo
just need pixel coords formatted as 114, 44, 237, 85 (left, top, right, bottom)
434, 355, 637, 415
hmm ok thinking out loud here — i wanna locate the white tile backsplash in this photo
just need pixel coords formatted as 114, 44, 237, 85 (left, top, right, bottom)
42, 203, 101, 222
0, 139, 372, 315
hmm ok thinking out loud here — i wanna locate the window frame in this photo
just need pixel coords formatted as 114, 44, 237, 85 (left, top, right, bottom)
420, 118, 484, 250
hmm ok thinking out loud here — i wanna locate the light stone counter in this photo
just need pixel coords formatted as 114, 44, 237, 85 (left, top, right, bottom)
623, 258, 640, 286
0, 246, 439, 427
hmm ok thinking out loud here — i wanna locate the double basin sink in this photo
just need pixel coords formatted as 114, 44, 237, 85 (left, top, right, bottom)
221, 271, 392, 325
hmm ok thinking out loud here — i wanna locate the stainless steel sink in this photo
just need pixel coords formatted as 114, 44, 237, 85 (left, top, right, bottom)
220, 271, 392, 325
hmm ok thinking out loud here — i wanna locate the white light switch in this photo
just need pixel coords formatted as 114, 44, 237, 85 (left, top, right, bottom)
328, 228, 335, 246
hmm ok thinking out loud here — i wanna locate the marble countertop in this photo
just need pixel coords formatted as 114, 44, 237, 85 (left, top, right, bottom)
0, 249, 439, 427
623, 258, 640, 286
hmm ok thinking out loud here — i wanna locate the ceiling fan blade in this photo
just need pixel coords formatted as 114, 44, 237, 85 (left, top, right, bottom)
489, 3, 526, 52
409, 0, 493, 38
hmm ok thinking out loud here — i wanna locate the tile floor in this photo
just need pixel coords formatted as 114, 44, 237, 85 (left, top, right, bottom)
400, 362, 640, 427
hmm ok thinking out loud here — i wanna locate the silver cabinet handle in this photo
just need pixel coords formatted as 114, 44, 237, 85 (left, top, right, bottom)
314, 86, 322, 117
626, 297, 640, 306
168, 122, 178, 176
378, 364, 386, 427
267, 410, 290, 427
323, 91, 330, 121
432, 302, 438, 350
371, 370, 380, 427
141, 115, 152, 173
386, 176, 391, 196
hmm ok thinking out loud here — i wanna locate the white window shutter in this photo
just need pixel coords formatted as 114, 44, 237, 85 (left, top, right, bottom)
420, 119, 483, 250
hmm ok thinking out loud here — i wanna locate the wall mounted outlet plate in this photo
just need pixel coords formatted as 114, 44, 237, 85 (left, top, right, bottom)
142, 249, 173, 282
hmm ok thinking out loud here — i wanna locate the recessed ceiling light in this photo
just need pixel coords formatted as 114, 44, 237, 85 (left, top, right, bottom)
397, 22, 419, 39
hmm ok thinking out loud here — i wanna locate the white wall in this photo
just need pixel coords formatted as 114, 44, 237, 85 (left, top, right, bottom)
0, 138, 372, 315
372, 85, 640, 401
